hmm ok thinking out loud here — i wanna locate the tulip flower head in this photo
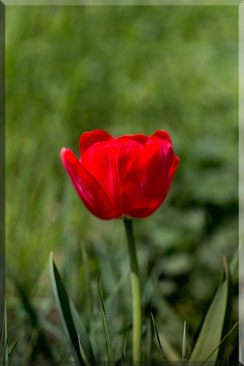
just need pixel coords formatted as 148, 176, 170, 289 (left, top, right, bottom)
60, 130, 179, 220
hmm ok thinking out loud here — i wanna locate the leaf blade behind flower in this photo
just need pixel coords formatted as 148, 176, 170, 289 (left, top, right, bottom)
189, 257, 231, 361
49, 252, 95, 364
97, 278, 115, 363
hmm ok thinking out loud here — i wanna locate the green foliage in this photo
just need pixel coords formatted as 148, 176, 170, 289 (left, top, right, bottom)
182, 320, 187, 361
150, 313, 168, 360
97, 278, 115, 363
6, 5, 238, 361
0, 301, 21, 365
49, 252, 95, 364
49, 256, 237, 363
189, 258, 232, 361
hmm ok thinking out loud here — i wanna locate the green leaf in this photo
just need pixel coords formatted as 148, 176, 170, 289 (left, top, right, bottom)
0, 301, 8, 366
150, 313, 166, 361
218, 257, 233, 361
97, 278, 114, 363
7, 266, 53, 360
190, 257, 231, 361
78, 334, 91, 366
200, 321, 238, 366
49, 252, 95, 364
182, 320, 187, 361
150, 312, 180, 361
121, 321, 130, 363
8, 335, 22, 358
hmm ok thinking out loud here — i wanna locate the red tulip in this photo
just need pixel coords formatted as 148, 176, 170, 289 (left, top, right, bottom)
60, 130, 179, 220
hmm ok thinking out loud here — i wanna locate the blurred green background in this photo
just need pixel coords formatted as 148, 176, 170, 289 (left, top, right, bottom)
5, 5, 238, 361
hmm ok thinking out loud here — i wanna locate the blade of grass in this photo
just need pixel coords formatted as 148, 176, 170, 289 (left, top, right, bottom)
97, 277, 114, 363
8, 335, 22, 358
151, 312, 180, 361
7, 266, 54, 360
218, 257, 233, 361
78, 334, 91, 366
49, 252, 95, 364
121, 321, 130, 363
190, 257, 231, 361
80, 241, 92, 317
150, 312, 166, 361
159, 333, 181, 361
200, 322, 238, 366
182, 320, 187, 361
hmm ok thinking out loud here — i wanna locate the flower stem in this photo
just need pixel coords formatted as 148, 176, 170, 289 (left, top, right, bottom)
123, 218, 142, 362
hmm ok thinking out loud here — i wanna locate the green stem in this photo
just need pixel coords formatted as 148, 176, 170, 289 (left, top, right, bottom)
123, 218, 142, 362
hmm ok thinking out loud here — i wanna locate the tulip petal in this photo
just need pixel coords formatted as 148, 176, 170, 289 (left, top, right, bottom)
112, 138, 143, 181
149, 130, 172, 143
80, 129, 113, 155
117, 134, 148, 145
81, 142, 124, 218
60, 148, 117, 219
121, 140, 177, 218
